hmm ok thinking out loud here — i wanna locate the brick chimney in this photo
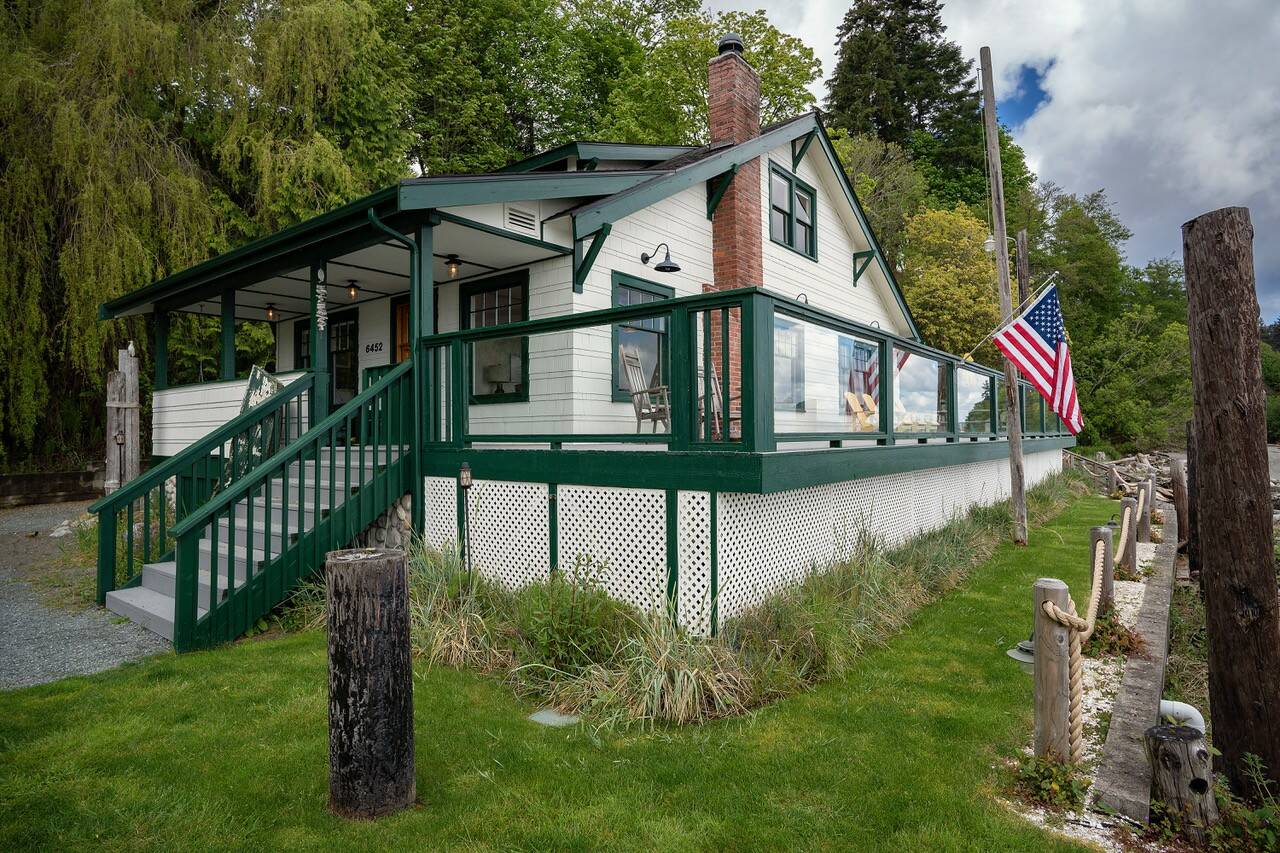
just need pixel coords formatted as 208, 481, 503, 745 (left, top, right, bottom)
707, 33, 763, 292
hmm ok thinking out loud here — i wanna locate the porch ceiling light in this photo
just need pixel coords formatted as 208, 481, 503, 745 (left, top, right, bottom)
446, 254, 462, 279
347, 280, 359, 300
265, 303, 276, 321
640, 243, 680, 273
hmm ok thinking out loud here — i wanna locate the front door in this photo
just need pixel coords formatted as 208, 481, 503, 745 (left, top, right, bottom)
328, 308, 359, 409
392, 297, 410, 363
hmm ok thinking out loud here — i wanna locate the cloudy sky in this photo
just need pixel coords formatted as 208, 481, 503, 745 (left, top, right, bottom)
709, 0, 1280, 318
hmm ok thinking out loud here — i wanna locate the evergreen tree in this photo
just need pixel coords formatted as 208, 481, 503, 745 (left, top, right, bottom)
825, 0, 976, 146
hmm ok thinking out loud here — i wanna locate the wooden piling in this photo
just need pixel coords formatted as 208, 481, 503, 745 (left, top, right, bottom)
1034, 578, 1072, 761
1092, 526, 1115, 612
1137, 481, 1152, 544
1119, 497, 1138, 577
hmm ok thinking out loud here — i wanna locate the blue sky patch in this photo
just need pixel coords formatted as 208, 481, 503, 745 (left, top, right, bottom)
998, 62, 1051, 128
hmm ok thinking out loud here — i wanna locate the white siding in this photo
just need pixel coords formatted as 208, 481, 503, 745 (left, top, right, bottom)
151, 371, 304, 457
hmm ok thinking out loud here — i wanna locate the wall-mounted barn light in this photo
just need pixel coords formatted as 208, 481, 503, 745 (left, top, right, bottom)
640, 243, 680, 273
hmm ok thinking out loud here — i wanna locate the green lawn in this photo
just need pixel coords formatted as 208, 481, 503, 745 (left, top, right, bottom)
0, 496, 1114, 852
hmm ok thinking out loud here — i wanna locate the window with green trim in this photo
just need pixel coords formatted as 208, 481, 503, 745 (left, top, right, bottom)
611, 272, 673, 402
460, 270, 529, 403
768, 163, 817, 259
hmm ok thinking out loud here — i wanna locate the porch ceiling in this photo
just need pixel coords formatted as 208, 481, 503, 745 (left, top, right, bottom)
168, 216, 568, 323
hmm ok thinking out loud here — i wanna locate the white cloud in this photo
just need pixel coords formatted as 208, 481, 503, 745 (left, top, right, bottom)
709, 0, 1280, 317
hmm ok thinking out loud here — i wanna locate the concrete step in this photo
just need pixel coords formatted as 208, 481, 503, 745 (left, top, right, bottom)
105, 586, 206, 642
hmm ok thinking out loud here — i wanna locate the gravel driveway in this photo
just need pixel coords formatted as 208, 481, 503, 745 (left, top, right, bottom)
0, 500, 169, 690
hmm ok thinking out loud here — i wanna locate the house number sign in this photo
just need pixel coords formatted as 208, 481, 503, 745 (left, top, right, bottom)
315, 267, 327, 332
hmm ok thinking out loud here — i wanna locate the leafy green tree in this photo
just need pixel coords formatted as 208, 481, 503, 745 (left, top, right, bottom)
897, 205, 1000, 359
599, 9, 821, 145
828, 130, 927, 268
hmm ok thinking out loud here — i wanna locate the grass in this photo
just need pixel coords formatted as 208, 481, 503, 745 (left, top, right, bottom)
0, 490, 1115, 851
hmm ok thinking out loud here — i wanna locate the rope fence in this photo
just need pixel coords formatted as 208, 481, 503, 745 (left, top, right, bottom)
1032, 478, 1152, 764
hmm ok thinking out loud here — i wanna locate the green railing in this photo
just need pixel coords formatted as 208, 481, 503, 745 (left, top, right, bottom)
416, 286, 1070, 452
167, 360, 413, 651
89, 374, 314, 604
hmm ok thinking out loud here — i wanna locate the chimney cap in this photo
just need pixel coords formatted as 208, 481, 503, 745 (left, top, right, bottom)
717, 33, 745, 55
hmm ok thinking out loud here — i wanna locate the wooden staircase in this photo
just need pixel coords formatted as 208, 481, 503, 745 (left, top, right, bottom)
91, 362, 414, 650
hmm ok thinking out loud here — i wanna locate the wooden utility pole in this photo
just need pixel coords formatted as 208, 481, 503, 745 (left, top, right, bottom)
326, 548, 416, 818
1015, 228, 1032, 305
1183, 206, 1280, 797
981, 46, 1027, 544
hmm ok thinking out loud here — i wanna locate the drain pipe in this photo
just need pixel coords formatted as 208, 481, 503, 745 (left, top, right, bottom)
1160, 699, 1206, 733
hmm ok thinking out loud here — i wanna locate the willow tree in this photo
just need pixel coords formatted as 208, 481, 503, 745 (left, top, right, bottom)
0, 0, 409, 463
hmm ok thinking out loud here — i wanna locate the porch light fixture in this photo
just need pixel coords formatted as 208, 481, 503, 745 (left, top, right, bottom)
347, 280, 359, 300
640, 243, 681, 273
446, 254, 462, 279
265, 303, 276, 321
459, 462, 473, 592
983, 234, 996, 254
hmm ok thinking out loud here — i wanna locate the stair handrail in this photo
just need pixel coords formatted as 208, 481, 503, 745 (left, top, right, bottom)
89, 373, 315, 516
168, 360, 411, 541
90, 372, 315, 602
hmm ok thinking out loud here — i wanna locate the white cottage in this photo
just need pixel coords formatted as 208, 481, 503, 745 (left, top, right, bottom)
91, 34, 1071, 649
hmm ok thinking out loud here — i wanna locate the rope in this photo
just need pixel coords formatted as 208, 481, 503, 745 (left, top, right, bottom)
1113, 503, 1132, 564
1038, 536, 1109, 764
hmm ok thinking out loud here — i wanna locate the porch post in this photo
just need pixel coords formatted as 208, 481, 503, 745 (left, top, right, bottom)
410, 220, 434, 534
310, 263, 330, 423
154, 310, 169, 391
220, 290, 236, 380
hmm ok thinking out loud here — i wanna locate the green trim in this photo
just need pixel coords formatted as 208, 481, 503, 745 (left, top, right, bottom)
458, 269, 531, 405
309, 263, 330, 421
432, 210, 571, 256
768, 161, 817, 260
497, 142, 695, 173
610, 271, 674, 403
704, 165, 739, 220
154, 311, 169, 390
791, 130, 816, 170
219, 292, 236, 380
419, 436, 1074, 495
708, 490, 718, 636
398, 171, 657, 210
548, 483, 558, 573
852, 250, 875, 286
572, 223, 611, 293
581, 158, 599, 171
665, 490, 678, 618
571, 114, 813, 236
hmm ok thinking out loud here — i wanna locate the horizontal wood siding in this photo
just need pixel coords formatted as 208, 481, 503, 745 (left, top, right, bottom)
151, 372, 304, 457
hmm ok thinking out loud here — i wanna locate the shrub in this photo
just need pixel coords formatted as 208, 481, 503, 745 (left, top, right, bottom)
1209, 755, 1280, 853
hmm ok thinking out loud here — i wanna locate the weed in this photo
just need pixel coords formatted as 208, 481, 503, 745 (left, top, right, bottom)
1209, 755, 1280, 853
1084, 608, 1145, 658
1016, 754, 1086, 811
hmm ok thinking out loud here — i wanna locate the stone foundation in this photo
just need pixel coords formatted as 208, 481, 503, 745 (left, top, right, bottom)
351, 492, 413, 550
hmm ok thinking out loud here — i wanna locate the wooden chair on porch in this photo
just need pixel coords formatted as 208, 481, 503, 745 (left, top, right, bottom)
845, 391, 878, 432
698, 362, 741, 440
619, 345, 670, 433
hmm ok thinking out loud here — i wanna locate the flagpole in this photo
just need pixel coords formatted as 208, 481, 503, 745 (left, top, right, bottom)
961, 272, 1059, 362
981, 45, 1028, 545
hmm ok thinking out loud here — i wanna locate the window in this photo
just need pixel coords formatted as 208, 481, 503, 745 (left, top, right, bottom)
893, 348, 948, 433
957, 369, 993, 433
460, 271, 529, 403
611, 273, 672, 402
294, 321, 310, 370
838, 336, 880, 430
768, 163, 817, 259
774, 316, 805, 411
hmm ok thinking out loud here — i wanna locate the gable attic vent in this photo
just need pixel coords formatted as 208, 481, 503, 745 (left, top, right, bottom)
504, 203, 538, 235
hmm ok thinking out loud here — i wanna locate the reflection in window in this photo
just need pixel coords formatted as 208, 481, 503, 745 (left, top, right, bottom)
996, 378, 1009, 432
894, 348, 947, 433
1023, 386, 1046, 433
957, 370, 993, 433
838, 336, 881, 432
614, 282, 669, 399
774, 317, 805, 412
465, 276, 527, 401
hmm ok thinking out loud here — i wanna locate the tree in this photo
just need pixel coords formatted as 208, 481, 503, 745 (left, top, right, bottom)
897, 205, 1000, 359
828, 130, 927, 268
825, 0, 975, 146
599, 9, 821, 145
0, 0, 409, 464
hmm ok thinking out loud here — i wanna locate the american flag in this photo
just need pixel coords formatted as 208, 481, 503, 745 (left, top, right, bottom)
863, 347, 911, 399
993, 284, 1082, 435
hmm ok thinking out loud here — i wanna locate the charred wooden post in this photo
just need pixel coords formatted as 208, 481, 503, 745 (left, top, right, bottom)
326, 548, 416, 819
1091, 526, 1115, 612
1184, 205, 1280, 796
1034, 578, 1072, 760
1144, 725, 1219, 843
1119, 496, 1138, 577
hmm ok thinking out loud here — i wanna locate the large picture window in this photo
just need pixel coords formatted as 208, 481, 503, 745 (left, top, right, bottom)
460, 271, 529, 403
768, 163, 817, 259
611, 272, 672, 402
774, 316, 805, 411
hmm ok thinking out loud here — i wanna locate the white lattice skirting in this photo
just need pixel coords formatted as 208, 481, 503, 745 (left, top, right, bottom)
423, 449, 1063, 635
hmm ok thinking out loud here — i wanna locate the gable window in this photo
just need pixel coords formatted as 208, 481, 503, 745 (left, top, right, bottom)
460, 270, 529, 403
768, 163, 817, 259
773, 316, 805, 412
611, 272, 673, 402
